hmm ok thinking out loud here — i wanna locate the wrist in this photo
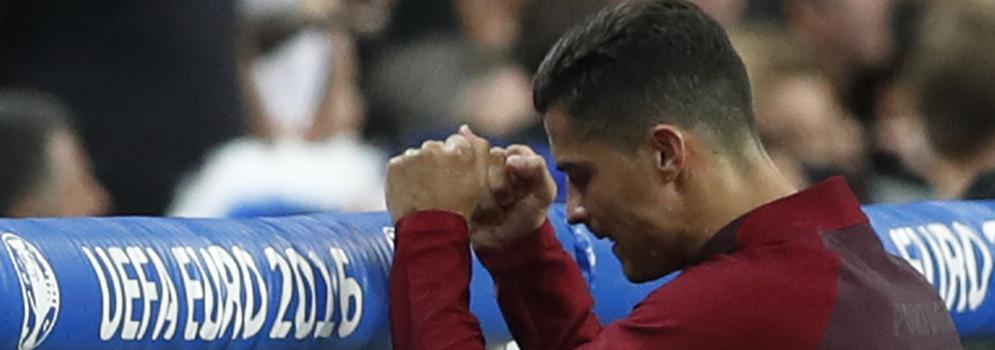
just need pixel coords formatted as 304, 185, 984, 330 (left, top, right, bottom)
474, 219, 558, 270
470, 215, 549, 251
392, 205, 474, 224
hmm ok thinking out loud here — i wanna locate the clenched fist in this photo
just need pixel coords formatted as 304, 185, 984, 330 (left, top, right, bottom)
470, 144, 557, 250
385, 126, 490, 222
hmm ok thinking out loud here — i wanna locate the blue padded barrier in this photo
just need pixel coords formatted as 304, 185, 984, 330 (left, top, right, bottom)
1, 202, 994, 349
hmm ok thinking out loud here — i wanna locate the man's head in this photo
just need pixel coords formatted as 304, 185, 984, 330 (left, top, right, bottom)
0, 90, 110, 217
535, 0, 772, 282
785, 0, 895, 68
905, 0, 995, 168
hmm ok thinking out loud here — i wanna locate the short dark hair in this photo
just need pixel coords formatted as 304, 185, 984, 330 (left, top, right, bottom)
906, 0, 995, 163
0, 90, 71, 213
533, 0, 758, 152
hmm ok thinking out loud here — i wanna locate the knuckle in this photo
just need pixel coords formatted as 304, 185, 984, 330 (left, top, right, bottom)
421, 140, 443, 151
472, 137, 490, 150
531, 155, 547, 166
388, 155, 411, 168
446, 134, 468, 144
489, 147, 507, 158
508, 144, 533, 155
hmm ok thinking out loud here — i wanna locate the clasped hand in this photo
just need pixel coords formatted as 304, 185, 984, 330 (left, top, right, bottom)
385, 126, 557, 249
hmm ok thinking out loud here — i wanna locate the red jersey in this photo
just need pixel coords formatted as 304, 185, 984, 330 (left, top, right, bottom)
390, 177, 961, 349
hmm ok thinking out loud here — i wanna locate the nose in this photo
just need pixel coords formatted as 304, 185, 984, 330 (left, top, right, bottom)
565, 186, 589, 225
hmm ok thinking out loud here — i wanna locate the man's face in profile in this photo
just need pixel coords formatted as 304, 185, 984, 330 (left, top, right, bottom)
545, 107, 694, 283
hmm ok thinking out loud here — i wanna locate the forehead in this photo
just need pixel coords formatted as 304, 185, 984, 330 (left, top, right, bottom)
543, 106, 568, 134
543, 107, 580, 154
543, 107, 612, 164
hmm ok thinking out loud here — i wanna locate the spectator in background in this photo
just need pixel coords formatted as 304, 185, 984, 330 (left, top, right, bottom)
368, 0, 531, 149
452, 63, 534, 139
731, 27, 872, 198
0, 90, 110, 217
0, 0, 249, 215
242, 0, 396, 140
167, 134, 387, 217
367, 0, 617, 151
785, 0, 896, 78
514, 0, 623, 87
783, 0, 913, 119
454, 0, 527, 54
731, 24, 930, 202
169, 0, 394, 218
901, 3, 995, 346
693, 0, 748, 28
780, 0, 933, 203
902, 0, 995, 200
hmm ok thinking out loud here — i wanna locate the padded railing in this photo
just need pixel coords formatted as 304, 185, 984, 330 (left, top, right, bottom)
2, 201, 994, 349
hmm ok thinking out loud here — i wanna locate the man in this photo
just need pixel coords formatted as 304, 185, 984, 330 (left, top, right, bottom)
386, 1, 960, 349
901, 4, 995, 347
902, 0, 995, 201
0, 0, 246, 215
0, 90, 110, 217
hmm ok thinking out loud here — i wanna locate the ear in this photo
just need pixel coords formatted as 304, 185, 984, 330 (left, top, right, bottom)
649, 124, 686, 183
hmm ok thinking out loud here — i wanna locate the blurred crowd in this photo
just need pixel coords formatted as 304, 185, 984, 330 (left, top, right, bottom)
0, 0, 993, 218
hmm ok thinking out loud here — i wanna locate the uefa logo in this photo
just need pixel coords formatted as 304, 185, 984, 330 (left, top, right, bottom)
3, 233, 60, 350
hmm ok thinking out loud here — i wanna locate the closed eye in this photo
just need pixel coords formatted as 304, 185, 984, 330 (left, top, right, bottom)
568, 172, 590, 191
557, 162, 592, 192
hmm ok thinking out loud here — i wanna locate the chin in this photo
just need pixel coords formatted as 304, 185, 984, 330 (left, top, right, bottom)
623, 272, 656, 284
620, 258, 678, 284
621, 262, 660, 284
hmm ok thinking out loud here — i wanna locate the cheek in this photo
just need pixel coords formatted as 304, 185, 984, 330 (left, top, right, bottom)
588, 185, 657, 236
585, 190, 631, 232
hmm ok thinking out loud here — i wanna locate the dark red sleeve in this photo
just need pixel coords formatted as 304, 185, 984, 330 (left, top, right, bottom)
392, 213, 710, 350
475, 221, 604, 349
389, 211, 485, 350
475, 222, 715, 350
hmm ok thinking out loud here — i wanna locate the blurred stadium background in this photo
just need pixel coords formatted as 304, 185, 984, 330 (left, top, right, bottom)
1, 0, 994, 346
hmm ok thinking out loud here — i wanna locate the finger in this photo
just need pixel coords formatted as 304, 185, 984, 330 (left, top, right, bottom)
403, 148, 419, 157
471, 147, 508, 226
506, 145, 544, 181
444, 133, 472, 155
504, 145, 542, 198
472, 148, 507, 225
506, 144, 538, 157
420, 140, 444, 152
507, 154, 545, 175
387, 155, 406, 169
472, 192, 505, 225
459, 125, 490, 174
488, 147, 515, 207
506, 153, 553, 201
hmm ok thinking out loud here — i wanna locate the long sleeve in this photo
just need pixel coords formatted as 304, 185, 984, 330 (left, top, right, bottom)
391, 213, 696, 350
390, 211, 485, 350
475, 221, 604, 350
391, 178, 960, 349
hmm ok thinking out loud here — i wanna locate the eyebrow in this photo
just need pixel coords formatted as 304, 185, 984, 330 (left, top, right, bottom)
555, 161, 587, 173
